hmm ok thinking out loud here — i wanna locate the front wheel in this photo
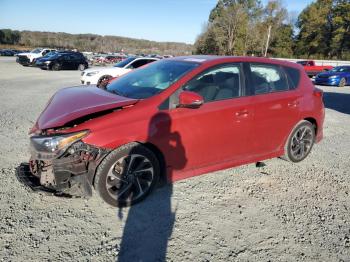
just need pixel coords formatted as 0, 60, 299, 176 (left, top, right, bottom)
52, 63, 60, 71
282, 120, 315, 163
97, 75, 112, 88
94, 143, 160, 207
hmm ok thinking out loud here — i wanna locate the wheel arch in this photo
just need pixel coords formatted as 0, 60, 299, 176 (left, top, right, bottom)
141, 142, 167, 184
304, 117, 318, 136
91, 141, 167, 186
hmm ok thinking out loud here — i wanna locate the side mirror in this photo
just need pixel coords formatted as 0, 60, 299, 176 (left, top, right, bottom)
178, 91, 204, 109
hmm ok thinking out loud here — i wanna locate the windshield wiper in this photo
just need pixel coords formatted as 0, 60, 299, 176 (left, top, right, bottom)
111, 89, 127, 97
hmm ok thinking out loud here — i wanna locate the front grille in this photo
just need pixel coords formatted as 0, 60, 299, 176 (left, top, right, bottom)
81, 72, 85, 76
16, 55, 30, 65
17, 55, 30, 63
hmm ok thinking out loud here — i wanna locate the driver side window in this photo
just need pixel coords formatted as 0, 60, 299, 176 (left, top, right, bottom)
182, 64, 242, 103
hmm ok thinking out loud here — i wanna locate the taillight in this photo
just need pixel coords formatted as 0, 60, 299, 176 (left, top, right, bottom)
313, 88, 323, 98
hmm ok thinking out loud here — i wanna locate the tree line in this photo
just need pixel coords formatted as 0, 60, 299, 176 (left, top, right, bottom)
1, 0, 349, 59
194, 0, 350, 60
0, 29, 192, 56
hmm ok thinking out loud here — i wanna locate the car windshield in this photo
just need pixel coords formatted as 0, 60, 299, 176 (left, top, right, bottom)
331, 67, 350, 72
107, 60, 199, 99
113, 57, 136, 68
31, 48, 42, 54
44, 51, 57, 58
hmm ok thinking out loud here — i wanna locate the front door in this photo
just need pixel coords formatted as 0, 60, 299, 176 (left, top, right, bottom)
164, 63, 254, 173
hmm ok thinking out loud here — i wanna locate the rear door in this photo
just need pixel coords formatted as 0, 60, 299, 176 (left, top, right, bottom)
59, 54, 70, 69
246, 63, 301, 156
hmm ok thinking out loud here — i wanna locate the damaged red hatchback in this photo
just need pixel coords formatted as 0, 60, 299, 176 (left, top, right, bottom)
18, 56, 325, 207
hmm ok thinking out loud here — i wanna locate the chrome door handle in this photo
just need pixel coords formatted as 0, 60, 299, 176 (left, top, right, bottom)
288, 101, 299, 107
235, 110, 249, 117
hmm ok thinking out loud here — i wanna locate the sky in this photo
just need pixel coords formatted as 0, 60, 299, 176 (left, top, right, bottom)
0, 0, 314, 44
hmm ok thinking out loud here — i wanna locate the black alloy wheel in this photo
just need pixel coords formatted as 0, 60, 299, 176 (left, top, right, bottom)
97, 75, 112, 88
95, 143, 160, 207
78, 64, 86, 71
52, 63, 60, 71
283, 120, 315, 162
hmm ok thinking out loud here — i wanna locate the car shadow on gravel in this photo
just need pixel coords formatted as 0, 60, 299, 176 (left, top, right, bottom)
323, 91, 350, 115
117, 112, 187, 262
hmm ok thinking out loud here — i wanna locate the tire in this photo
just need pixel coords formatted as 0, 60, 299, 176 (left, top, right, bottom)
78, 64, 86, 71
94, 143, 160, 207
282, 120, 315, 163
97, 75, 112, 88
52, 63, 60, 71
338, 77, 346, 87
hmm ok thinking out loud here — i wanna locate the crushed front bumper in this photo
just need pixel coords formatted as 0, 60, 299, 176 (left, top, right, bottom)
18, 141, 110, 198
16, 163, 71, 197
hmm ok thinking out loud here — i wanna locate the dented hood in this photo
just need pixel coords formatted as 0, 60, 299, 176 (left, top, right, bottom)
34, 86, 138, 131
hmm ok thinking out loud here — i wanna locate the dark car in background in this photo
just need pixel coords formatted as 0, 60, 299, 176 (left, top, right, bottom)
35, 51, 88, 71
314, 66, 350, 87
0, 49, 16, 56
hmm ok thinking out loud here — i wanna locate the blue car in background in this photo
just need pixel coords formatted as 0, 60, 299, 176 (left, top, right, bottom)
315, 66, 350, 87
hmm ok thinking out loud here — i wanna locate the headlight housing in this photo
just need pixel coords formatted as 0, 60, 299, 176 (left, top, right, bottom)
329, 75, 339, 79
30, 130, 89, 160
86, 71, 99, 76
44, 61, 52, 64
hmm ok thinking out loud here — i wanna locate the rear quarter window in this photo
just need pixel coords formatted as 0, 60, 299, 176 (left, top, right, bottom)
283, 66, 300, 89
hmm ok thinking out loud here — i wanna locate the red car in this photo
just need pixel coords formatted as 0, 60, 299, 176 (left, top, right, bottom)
18, 56, 324, 207
297, 60, 333, 77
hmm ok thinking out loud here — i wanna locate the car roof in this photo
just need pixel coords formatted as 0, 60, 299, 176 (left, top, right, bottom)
134, 57, 159, 60
170, 55, 301, 69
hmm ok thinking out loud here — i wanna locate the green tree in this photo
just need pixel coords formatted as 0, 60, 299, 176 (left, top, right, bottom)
195, 0, 292, 57
294, 0, 350, 59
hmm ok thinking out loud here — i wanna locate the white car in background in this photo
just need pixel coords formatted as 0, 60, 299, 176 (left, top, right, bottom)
80, 57, 159, 86
16, 48, 57, 65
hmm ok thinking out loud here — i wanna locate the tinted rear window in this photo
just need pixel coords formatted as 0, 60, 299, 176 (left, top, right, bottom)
283, 66, 300, 89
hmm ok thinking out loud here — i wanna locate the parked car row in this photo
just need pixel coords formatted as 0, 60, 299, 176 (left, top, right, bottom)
296, 60, 349, 87
15, 48, 89, 71
0, 49, 27, 56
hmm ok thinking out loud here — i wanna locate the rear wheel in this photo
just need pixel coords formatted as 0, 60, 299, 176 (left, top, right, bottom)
95, 143, 160, 207
78, 64, 86, 71
339, 77, 346, 87
283, 120, 315, 162
97, 75, 112, 88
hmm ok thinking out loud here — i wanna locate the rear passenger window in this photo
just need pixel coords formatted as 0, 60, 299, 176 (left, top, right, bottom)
128, 59, 151, 69
183, 64, 242, 102
283, 66, 300, 89
250, 64, 289, 94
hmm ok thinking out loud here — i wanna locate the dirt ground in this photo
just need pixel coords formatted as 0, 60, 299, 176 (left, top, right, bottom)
0, 57, 349, 261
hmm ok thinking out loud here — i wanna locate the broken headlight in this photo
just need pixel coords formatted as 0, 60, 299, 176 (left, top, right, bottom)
30, 130, 89, 160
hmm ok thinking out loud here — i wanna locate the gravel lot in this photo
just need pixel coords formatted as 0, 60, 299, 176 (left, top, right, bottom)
0, 56, 349, 261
